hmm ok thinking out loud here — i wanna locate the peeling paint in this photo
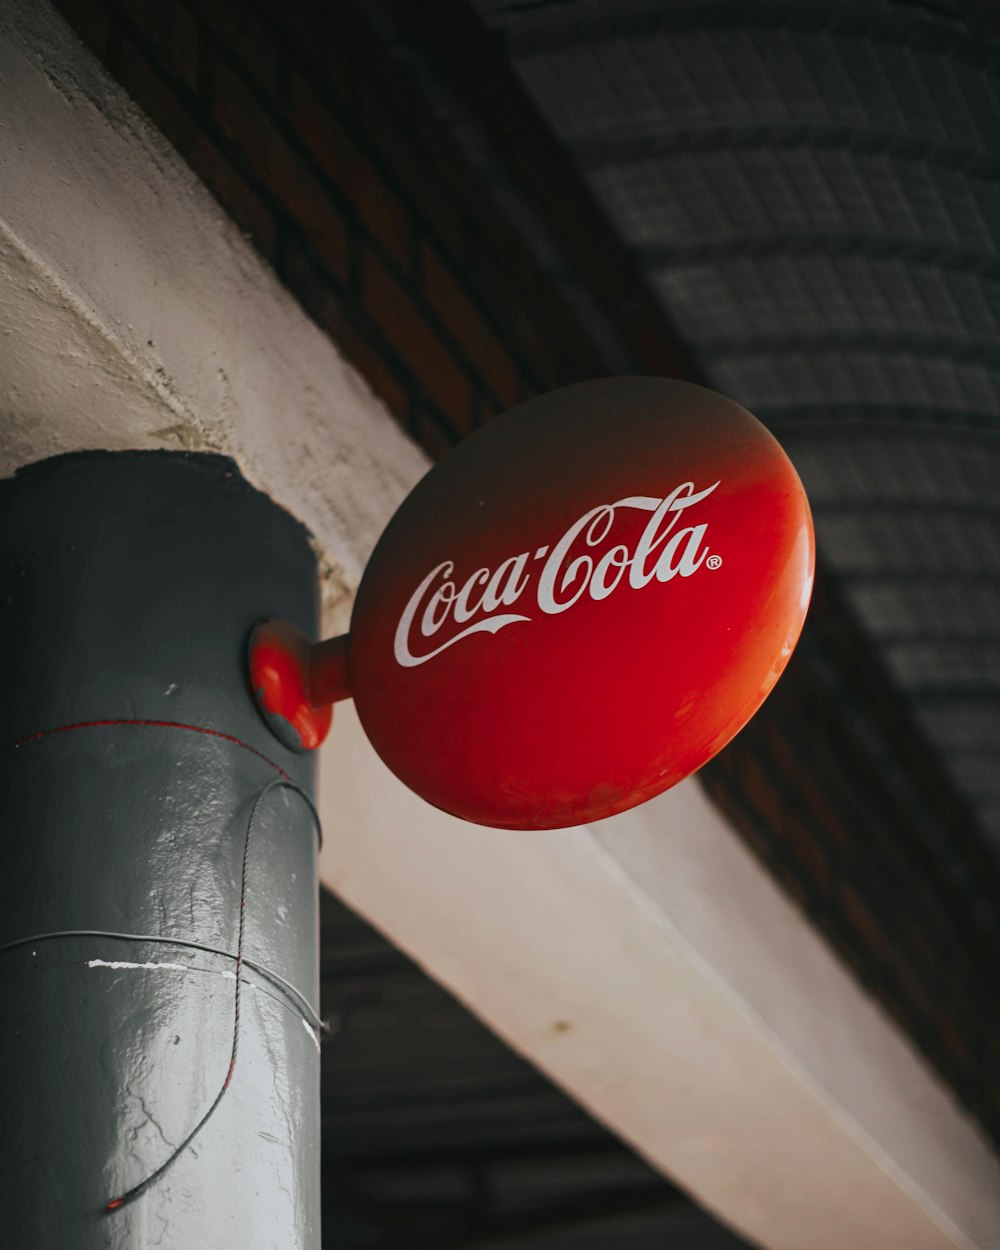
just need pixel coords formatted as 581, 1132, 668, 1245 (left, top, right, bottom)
85, 959, 321, 1048
86, 959, 190, 972
150, 421, 224, 453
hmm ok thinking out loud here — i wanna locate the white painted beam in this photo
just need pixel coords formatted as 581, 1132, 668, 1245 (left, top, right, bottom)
2, 4, 998, 1248
319, 703, 999, 1250
0, 0, 426, 631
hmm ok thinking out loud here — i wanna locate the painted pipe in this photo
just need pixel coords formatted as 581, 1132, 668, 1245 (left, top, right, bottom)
0, 452, 321, 1247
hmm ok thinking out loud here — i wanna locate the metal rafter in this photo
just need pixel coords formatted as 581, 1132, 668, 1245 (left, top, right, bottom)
571, 124, 1000, 178
757, 403, 1000, 438
696, 333, 1000, 372
637, 236, 1000, 279
496, 0, 1000, 64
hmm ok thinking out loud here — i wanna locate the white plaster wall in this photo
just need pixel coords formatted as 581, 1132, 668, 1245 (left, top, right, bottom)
2, 3, 998, 1248
0, 0, 426, 630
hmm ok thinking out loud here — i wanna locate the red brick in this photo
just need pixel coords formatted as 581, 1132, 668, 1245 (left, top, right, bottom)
740, 751, 785, 832
214, 58, 348, 281
336, 328, 410, 427
118, 41, 277, 259
463, 250, 572, 387
735, 809, 773, 864
214, 56, 295, 185
120, 0, 200, 92
413, 406, 462, 460
349, 160, 412, 270
293, 190, 350, 287
421, 239, 519, 409
118, 36, 277, 260
52, 0, 110, 64
319, 23, 602, 383
515, 367, 547, 402
292, 74, 411, 269
779, 863, 810, 909
290, 74, 353, 180
892, 955, 936, 1025
361, 248, 471, 429
354, 80, 468, 257
904, 905, 951, 969
281, 234, 341, 331
473, 390, 504, 430
352, 54, 550, 302
119, 36, 199, 151
764, 720, 803, 780
789, 741, 856, 855
841, 883, 885, 955
202, 147, 279, 260
255, 0, 353, 106
471, 246, 595, 382
783, 811, 830, 891
190, 0, 282, 100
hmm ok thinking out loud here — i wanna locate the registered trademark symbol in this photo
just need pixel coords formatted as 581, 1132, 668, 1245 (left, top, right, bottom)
707, 554, 723, 570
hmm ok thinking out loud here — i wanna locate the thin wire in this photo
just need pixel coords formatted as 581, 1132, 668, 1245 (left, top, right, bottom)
7, 719, 291, 783
4, 717, 322, 848
4, 719, 325, 1208
102, 778, 318, 1214
0, 929, 324, 1034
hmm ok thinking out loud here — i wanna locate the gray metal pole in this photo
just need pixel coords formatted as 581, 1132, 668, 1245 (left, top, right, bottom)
0, 451, 321, 1248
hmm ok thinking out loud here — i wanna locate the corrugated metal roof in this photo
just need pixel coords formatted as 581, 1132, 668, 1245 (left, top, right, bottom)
473, 0, 1000, 849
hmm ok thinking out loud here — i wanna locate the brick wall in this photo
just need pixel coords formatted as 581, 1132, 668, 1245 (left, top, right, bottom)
52, 0, 1000, 1148
53, 0, 607, 457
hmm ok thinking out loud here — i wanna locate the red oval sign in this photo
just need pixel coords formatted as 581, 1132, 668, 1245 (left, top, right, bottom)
349, 378, 814, 829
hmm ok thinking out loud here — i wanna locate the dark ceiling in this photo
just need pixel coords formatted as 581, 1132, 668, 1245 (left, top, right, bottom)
319, 886, 755, 1249
465, 0, 1000, 864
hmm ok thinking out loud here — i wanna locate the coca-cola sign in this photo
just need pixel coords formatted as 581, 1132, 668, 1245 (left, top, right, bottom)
341, 377, 814, 829
394, 481, 720, 667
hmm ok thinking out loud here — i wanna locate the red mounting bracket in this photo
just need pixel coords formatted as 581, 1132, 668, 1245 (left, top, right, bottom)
248, 620, 350, 753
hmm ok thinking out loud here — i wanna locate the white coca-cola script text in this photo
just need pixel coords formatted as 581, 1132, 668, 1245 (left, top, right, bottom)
394, 480, 721, 667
